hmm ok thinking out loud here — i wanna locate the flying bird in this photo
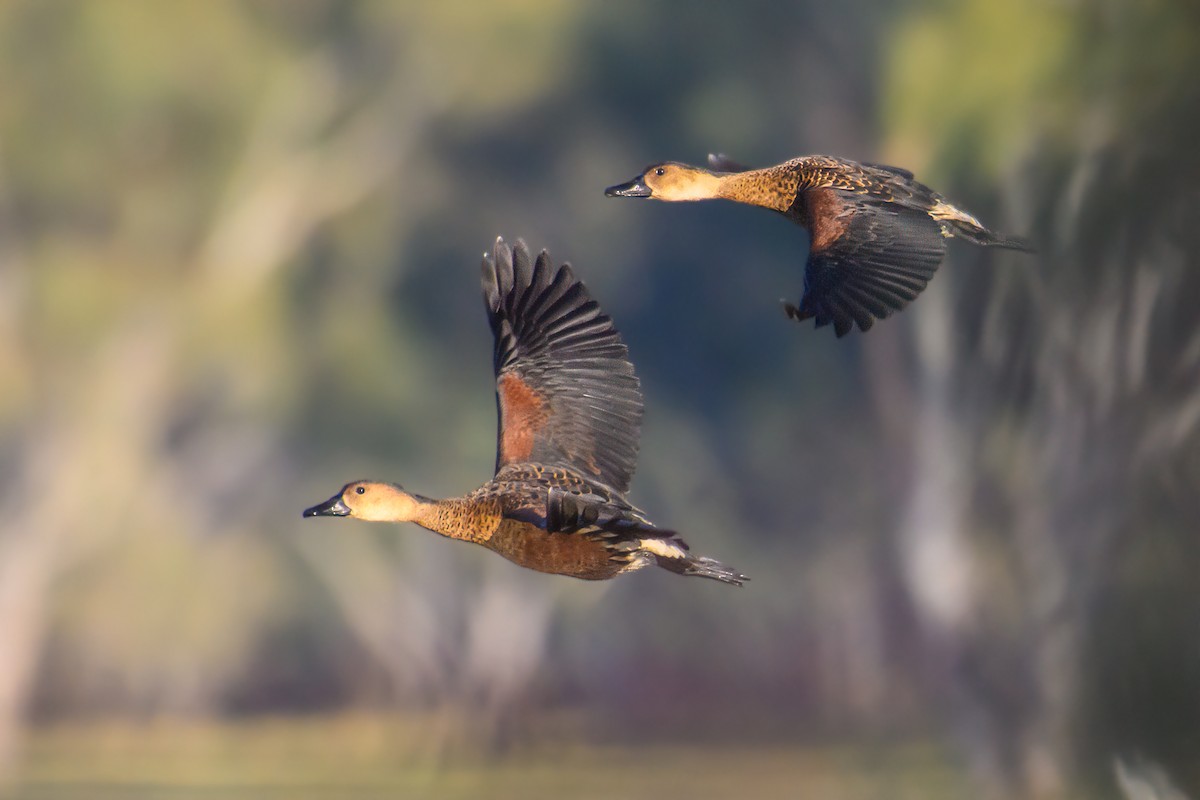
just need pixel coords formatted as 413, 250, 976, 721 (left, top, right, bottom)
606, 153, 1033, 337
303, 238, 745, 586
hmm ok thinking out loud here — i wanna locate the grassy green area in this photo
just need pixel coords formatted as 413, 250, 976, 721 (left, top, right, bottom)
7, 716, 969, 800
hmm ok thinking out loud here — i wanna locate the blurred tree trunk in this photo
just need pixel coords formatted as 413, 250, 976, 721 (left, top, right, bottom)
882, 3, 1200, 796
893, 132, 1200, 800
0, 530, 53, 777
0, 45, 423, 777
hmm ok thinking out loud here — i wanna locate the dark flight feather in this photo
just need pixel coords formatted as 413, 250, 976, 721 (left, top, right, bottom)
482, 238, 643, 493
787, 199, 947, 337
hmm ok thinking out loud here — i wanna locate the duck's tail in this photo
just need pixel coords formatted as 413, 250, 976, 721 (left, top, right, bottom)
930, 201, 1035, 253
643, 537, 748, 587
547, 489, 747, 586
949, 220, 1036, 252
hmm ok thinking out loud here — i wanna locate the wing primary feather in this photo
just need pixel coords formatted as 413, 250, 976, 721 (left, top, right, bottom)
482, 237, 643, 493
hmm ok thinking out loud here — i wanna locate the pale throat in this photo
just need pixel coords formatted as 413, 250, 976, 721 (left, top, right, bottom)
666, 170, 725, 201
359, 491, 437, 525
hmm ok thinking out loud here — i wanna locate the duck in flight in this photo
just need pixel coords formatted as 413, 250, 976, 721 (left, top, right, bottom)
303, 238, 745, 586
606, 154, 1033, 337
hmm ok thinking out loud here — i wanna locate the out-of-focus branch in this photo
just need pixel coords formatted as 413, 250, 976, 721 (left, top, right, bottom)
195, 52, 442, 301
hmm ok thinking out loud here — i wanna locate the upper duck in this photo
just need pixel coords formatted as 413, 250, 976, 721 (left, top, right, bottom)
303, 238, 745, 586
606, 154, 1033, 337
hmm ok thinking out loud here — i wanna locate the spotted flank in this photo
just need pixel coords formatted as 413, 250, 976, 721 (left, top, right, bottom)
605, 153, 1034, 337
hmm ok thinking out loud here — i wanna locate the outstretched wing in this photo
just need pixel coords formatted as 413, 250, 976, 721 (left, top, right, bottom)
481, 238, 643, 492
785, 190, 947, 337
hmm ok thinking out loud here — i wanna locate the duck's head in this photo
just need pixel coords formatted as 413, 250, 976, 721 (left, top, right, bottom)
605, 162, 722, 202
302, 481, 422, 523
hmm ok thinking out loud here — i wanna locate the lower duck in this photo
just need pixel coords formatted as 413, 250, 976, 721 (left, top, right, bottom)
303, 237, 746, 586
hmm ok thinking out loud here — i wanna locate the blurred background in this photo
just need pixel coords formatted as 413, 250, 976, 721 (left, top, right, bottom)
2, 1, 1198, 798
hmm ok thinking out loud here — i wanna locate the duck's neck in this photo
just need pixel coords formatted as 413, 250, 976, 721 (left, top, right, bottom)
714, 167, 798, 213
409, 495, 499, 545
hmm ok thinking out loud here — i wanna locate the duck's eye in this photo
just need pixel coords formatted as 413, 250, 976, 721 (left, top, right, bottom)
654, 167, 666, 176
355, 486, 366, 495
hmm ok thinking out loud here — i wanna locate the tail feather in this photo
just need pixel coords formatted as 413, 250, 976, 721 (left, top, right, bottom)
944, 218, 1036, 253
928, 198, 1035, 252
548, 489, 748, 587
654, 550, 748, 587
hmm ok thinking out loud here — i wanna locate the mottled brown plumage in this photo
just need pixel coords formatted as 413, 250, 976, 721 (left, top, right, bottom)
606, 154, 1033, 337
303, 238, 745, 586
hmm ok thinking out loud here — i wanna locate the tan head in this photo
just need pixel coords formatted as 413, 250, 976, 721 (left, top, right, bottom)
604, 162, 724, 202
302, 481, 424, 523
